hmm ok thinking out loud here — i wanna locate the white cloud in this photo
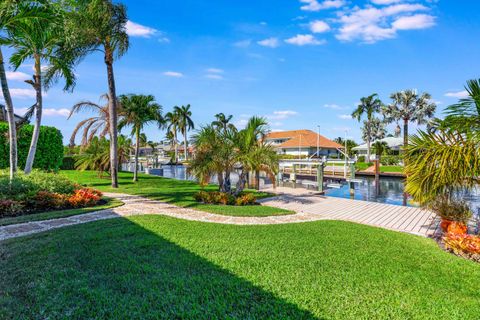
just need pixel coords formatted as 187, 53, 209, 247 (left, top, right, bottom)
269, 110, 299, 120
126, 20, 157, 37
233, 39, 252, 48
310, 20, 331, 33
444, 90, 469, 99
257, 37, 280, 48
392, 14, 436, 30
205, 74, 224, 80
285, 34, 325, 46
6, 71, 30, 81
371, 0, 403, 4
335, 4, 433, 43
9, 88, 36, 99
16, 107, 70, 117
206, 68, 224, 74
163, 71, 183, 78
300, 0, 345, 12
324, 104, 349, 110
158, 37, 170, 43
338, 114, 352, 120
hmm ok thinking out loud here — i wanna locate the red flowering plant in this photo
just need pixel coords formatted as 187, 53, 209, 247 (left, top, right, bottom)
443, 232, 480, 263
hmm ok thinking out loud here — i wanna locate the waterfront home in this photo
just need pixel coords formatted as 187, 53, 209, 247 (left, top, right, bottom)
265, 129, 343, 158
352, 137, 403, 158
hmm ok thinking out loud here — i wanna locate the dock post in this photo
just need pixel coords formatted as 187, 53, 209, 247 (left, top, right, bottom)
317, 163, 324, 193
292, 164, 297, 189
349, 162, 355, 196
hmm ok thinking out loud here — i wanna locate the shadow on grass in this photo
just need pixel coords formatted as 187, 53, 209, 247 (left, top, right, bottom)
0, 218, 317, 319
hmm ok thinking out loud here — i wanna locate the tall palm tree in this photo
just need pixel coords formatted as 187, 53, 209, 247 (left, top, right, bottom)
372, 140, 390, 163
68, 94, 115, 148
175, 105, 194, 161
118, 94, 163, 182
7, 2, 76, 174
352, 94, 383, 161
0, 0, 48, 179
361, 118, 386, 161
67, 0, 129, 188
165, 110, 181, 164
383, 89, 436, 154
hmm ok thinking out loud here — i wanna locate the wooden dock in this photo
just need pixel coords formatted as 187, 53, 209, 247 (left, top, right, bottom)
260, 187, 441, 237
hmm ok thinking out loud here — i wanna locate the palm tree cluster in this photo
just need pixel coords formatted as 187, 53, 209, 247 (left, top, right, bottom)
405, 79, 480, 204
189, 114, 279, 195
0, 0, 130, 188
352, 90, 436, 162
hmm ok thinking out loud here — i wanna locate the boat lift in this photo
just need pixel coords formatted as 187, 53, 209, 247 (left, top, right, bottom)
278, 156, 360, 195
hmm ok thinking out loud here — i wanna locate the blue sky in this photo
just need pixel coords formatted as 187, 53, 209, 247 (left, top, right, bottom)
3, 0, 480, 144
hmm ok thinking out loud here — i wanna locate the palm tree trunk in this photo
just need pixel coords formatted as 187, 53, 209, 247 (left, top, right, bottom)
184, 129, 188, 162
403, 118, 409, 154
217, 171, 224, 192
133, 127, 140, 182
0, 47, 17, 179
366, 136, 371, 162
174, 130, 178, 163
105, 48, 119, 188
24, 55, 42, 174
255, 170, 260, 190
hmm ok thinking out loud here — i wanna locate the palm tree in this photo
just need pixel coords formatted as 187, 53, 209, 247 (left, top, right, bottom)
443, 79, 480, 132
66, 0, 129, 188
372, 140, 390, 163
165, 110, 181, 163
212, 113, 236, 132
118, 94, 163, 182
7, 2, 76, 174
352, 94, 383, 161
361, 118, 386, 161
175, 105, 194, 161
383, 89, 436, 154
68, 94, 115, 148
0, 0, 48, 179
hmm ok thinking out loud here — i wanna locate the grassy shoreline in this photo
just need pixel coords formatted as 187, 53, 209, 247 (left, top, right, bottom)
61, 170, 293, 217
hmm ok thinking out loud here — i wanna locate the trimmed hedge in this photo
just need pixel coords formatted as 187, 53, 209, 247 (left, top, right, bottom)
0, 123, 64, 171
61, 156, 76, 170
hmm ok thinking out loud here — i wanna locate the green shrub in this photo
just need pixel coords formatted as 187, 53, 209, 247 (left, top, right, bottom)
381, 155, 402, 166
27, 171, 76, 194
0, 123, 64, 171
357, 156, 366, 163
194, 191, 255, 206
235, 193, 258, 206
61, 156, 76, 170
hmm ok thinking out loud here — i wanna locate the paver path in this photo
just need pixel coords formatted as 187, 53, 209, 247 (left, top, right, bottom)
0, 191, 439, 241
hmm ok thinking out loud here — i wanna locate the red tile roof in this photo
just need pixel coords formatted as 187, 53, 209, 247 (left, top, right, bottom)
266, 130, 343, 149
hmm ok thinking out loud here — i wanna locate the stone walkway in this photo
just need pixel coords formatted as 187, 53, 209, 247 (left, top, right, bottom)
0, 191, 439, 241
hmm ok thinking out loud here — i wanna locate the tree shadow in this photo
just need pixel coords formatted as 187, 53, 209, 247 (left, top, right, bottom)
0, 218, 319, 319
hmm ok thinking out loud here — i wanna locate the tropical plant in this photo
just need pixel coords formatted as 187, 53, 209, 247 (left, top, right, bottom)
383, 89, 436, 156
212, 113, 236, 133
189, 116, 278, 194
68, 94, 117, 148
372, 141, 390, 163
333, 137, 358, 157
118, 94, 163, 182
442, 79, 480, 132
175, 105, 194, 161
352, 94, 383, 161
165, 110, 181, 163
75, 135, 132, 177
6, 1, 76, 174
361, 118, 386, 158
0, 0, 51, 179
66, 0, 130, 188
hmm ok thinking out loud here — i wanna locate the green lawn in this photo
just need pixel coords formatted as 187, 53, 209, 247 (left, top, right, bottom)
380, 165, 404, 173
0, 197, 123, 226
61, 170, 293, 217
1, 216, 479, 319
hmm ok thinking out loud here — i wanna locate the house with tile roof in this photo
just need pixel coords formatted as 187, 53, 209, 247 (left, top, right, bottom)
265, 129, 344, 158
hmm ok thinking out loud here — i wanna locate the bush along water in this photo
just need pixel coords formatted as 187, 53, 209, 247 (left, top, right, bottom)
0, 171, 103, 218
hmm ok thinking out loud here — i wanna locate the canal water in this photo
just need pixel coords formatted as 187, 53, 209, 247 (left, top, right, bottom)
149, 165, 480, 216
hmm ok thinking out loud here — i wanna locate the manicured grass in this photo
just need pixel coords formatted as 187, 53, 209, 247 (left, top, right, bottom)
60, 170, 293, 217
1, 216, 479, 319
355, 162, 372, 171
0, 197, 123, 226
380, 165, 404, 173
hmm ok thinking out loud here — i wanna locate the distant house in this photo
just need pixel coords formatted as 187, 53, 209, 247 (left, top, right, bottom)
265, 129, 344, 158
0, 105, 25, 124
352, 137, 404, 158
